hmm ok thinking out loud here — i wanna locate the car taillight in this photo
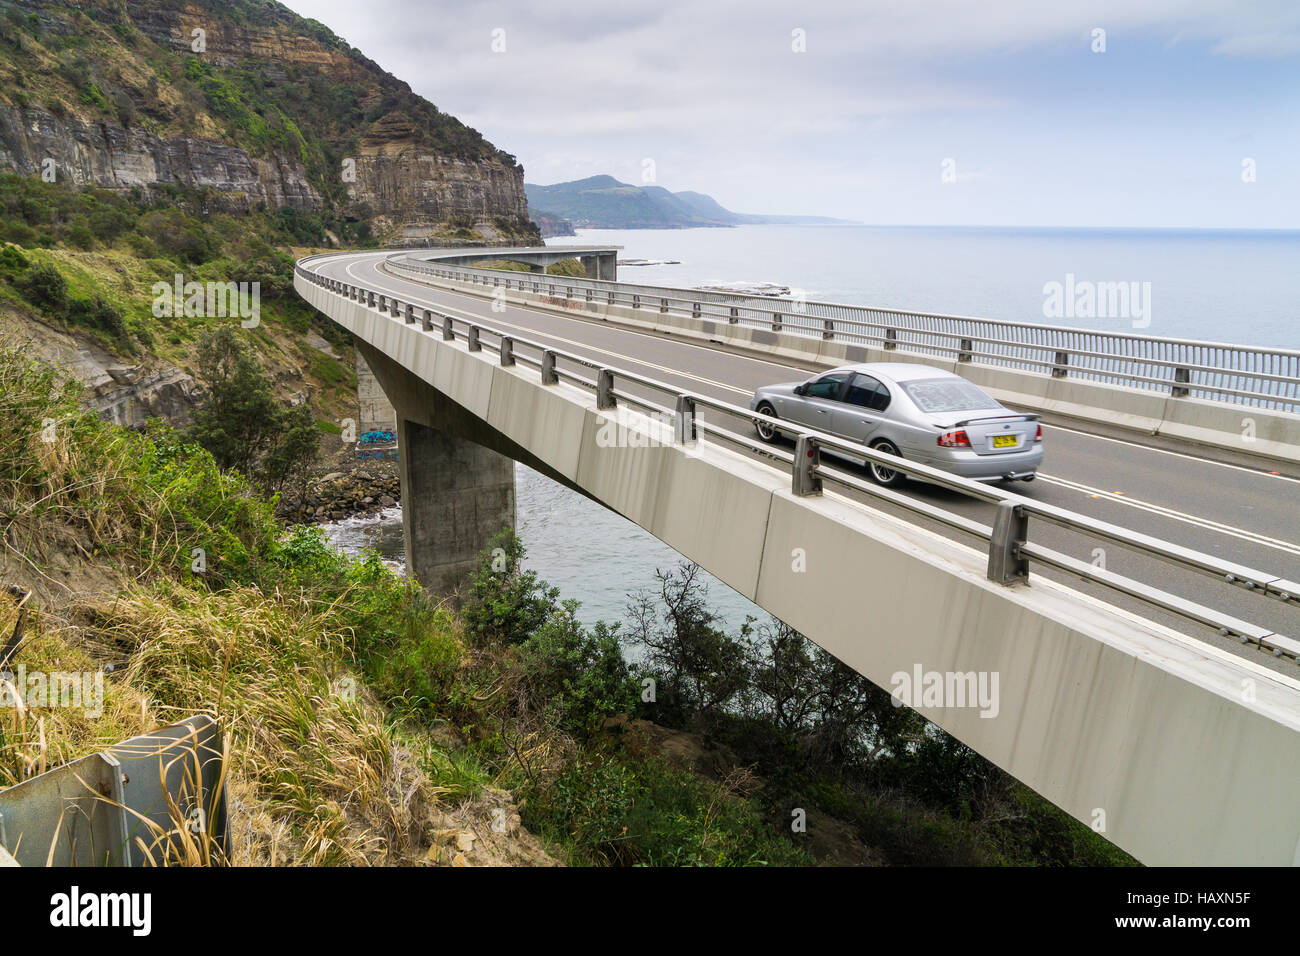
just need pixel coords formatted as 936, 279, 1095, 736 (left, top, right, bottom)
1034, 424, 1043, 442
938, 429, 971, 447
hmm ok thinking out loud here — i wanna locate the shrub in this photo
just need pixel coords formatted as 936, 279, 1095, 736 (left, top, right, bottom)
522, 603, 638, 739
67, 294, 129, 342
461, 530, 559, 646
19, 260, 67, 312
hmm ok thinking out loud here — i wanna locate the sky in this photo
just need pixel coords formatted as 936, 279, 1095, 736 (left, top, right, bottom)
281, 0, 1300, 229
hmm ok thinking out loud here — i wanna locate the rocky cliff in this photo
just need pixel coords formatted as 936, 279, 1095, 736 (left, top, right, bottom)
0, 0, 538, 244
0, 104, 318, 212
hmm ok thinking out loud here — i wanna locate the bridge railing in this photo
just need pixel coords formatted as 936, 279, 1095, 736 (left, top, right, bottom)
385, 254, 1300, 412
296, 262, 1300, 665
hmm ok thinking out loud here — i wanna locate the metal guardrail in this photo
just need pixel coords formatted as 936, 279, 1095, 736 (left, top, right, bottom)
296, 261, 1300, 665
0, 715, 228, 867
386, 252, 1300, 413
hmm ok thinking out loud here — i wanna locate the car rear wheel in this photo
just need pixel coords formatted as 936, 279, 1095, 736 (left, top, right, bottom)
754, 402, 780, 443
868, 439, 906, 487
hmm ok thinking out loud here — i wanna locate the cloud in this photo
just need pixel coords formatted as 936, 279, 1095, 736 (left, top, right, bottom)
280, 0, 1300, 227
1211, 33, 1300, 56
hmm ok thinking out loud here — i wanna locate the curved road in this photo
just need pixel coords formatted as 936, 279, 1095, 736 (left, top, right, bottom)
306, 251, 1300, 677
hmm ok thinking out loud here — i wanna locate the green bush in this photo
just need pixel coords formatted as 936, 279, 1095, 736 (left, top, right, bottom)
67, 294, 129, 342
0, 244, 29, 274
461, 530, 559, 646
522, 602, 638, 739
526, 754, 811, 866
19, 260, 67, 312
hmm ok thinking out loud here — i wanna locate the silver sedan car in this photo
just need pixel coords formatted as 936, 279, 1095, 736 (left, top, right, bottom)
749, 362, 1043, 486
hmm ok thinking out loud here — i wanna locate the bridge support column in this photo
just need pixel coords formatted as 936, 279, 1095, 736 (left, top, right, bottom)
598, 252, 617, 281
397, 418, 517, 599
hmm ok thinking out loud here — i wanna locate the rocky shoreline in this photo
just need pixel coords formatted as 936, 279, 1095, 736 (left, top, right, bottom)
278, 466, 401, 524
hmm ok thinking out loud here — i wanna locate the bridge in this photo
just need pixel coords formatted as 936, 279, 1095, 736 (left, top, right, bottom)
296, 245, 1300, 866
408, 244, 621, 280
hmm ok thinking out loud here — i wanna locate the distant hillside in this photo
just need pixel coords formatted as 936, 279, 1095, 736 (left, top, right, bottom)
525, 175, 855, 230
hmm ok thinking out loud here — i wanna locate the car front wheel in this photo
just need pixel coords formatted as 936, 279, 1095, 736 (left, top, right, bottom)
868, 439, 906, 487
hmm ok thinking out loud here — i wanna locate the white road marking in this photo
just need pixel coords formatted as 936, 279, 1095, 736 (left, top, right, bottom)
1038, 473, 1300, 558
1042, 421, 1300, 485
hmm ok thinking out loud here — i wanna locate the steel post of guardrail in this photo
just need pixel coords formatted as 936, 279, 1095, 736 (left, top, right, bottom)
884, 328, 897, 350
442, 314, 454, 341
729, 307, 739, 323
422, 310, 433, 331
1053, 351, 1069, 378
500, 336, 515, 367
675, 394, 697, 444
597, 369, 616, 409
959, 337, 974, 363
542, 350, 558, 385
405, 304, 414, 324
379, 295, 386, 312
468, 326, 482, 352
988, 501, 1030, 584
823, 319, 835, 341
660, 298, 669, 314
368, 291, 376, 308
773, 312, 783, 332
1173, 367, 1191, 398
693, 302, 702, 318
793, 435, 823, 497
633, 294, 641, 309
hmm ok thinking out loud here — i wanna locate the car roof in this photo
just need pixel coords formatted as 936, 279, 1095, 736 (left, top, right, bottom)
830, 362, 965, 384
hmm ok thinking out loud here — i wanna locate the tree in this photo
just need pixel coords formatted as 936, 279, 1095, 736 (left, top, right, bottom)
627, 562, 750, 732
186, 325, 318, 492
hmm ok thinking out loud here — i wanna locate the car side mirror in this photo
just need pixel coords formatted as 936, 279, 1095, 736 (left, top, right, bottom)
794, 383, 807, 396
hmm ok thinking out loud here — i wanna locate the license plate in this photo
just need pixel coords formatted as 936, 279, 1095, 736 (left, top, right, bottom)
992, 434, 1018, 448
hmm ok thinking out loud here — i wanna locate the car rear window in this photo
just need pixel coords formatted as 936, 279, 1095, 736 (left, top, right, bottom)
901, 379, 1000, 413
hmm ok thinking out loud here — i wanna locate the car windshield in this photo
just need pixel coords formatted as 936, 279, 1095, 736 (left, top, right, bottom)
901, 378, 1000, 413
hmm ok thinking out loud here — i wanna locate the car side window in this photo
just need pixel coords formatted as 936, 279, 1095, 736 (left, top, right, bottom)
847, 373, 891, 412
806, 372, 849, 401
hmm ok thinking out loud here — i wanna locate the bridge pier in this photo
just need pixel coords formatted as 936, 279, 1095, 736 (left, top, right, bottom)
352, 340, 517, 599
580, 253, 617, 281
397, 418, 516, 598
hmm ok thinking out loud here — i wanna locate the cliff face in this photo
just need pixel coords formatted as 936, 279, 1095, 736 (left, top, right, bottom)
0, 0, 537, 243
352, 112, 532, 242
0, 105, 318, 212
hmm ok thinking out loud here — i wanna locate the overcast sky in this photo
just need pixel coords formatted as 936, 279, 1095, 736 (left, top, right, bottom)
282, 0, 1299, 228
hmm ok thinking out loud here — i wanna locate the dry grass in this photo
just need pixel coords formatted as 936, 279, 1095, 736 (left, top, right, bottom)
84, 584, 446, 865
0, 593, 156, 789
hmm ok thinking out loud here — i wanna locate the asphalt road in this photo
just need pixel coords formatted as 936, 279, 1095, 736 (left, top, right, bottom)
308, 251, 1300, 678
